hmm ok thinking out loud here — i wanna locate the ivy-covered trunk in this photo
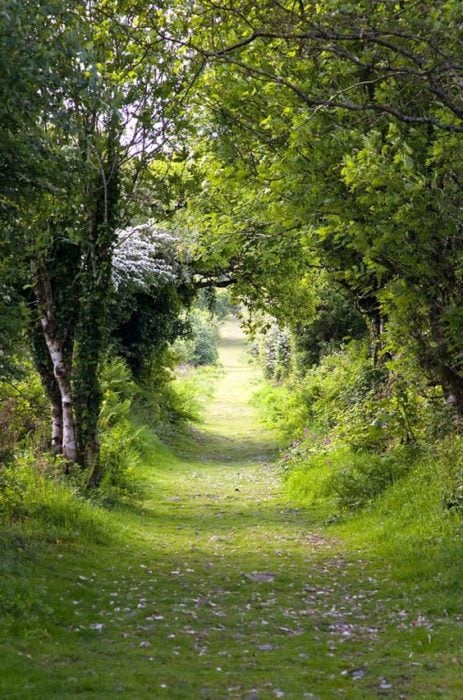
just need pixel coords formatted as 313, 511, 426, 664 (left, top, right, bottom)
74, 118, 120, 486
427, 295, 463, 417
74, 256, 111, 485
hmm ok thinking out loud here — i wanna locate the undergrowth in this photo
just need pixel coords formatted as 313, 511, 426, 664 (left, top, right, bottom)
1, 320, 463, 697
0, 350, 220, 544
252, 337, 463, 600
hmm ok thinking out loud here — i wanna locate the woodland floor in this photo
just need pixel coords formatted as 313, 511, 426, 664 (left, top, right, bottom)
1, 320, 463, 698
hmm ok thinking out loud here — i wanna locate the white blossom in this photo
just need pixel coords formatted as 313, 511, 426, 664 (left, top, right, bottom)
112, 222, 187, 290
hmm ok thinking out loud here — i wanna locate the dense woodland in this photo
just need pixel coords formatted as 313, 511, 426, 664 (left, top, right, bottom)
2, 2, 463, 693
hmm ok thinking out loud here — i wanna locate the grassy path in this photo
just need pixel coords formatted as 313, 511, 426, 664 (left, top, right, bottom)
2, 321, 463, 698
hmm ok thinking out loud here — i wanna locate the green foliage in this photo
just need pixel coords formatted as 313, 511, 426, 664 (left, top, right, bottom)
0, 364, 49, 464
326, 446, 419, 512
256, 338, 429, 454
171, 365, 222, 425
195, 288, 239, 320
180, 0, 463, 425
112, 283, 190, 376
2, 313, 463, 698
0, 0, 205, 478
434, 436, 463, 514
253, 382, 309, 441
0, 466, 24, 524
134, 348, 197, 429
175, 310, 220, 367
252, 321, 292, 381
0, 454, 111, 543
111, 225, 194, 377
98, 358, 145, 496
2, 0, 463, 485
128, 342, 221, 435
255, 332, 455, 517
0, 284, 25, 381
291, 285, 367, 370
285, 437, 463, 518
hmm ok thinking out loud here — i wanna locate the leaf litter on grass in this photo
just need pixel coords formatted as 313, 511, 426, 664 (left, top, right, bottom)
3, 320, 463, 698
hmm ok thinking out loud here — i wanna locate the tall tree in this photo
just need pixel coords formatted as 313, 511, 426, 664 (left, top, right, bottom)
1, 0, 202, 483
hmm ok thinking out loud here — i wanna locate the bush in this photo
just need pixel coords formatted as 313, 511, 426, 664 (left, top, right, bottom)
175, 310, 220, 367
98, 358, 145, 494
171, 364, 222, 425
256, 339, 427, 454
253, 383, 312, 441
0, 465, 25, 524
434, 436, 463, 513
326, 446, 419, 511
133, 346, 202, 431
251, 320, 292, 381
297, 341, 391, 449
196, 288, 239, 320
285, 444, 419, 512
291, 285, 367, 370
254, 341, 380, 445
0, 364, 49, 464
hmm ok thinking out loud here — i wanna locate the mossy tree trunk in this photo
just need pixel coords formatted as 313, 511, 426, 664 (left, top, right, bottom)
74, 116, 121, 486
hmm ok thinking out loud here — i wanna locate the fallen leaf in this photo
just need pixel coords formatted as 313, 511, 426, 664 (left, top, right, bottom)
245, 572, 276, 583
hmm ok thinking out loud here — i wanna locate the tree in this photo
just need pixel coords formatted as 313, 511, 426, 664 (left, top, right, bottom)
1, 0, 202, 483
174, 0, 463, 412
111, 223, 193, 376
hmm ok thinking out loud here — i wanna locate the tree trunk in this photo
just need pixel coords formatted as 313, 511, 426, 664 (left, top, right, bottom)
355, 289, 387, 367
439, 363, 463, 417
74, 250, 109, 485
427, 300, 463, 416
50, 399, 63, 453
74, 111, 120, 487
39, 321, 77, 461
29, 318, 63, 452
33, 262, 77, 462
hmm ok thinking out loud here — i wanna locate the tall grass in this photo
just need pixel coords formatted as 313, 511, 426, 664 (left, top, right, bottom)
0, 455, 113, 543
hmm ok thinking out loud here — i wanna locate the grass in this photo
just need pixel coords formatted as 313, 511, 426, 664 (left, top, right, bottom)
1, 319, 463, 698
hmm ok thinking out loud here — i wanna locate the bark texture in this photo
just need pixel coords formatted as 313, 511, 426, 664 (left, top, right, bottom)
34, 261, 77, 461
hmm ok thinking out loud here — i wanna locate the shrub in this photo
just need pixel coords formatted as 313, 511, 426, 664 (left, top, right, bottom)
253, 382, 309, 441
196, 288, 239, 320
134, 346, 205, 430
257, 339, 427, 454
98, 358, 145, 494
0, 362, 49, 464
251, 321, 292, 381
285, 445, 419, 512
291, 285, 367, 370
175, 310, 220, 367
254, 341, 381, 445
285, 450, 341, 507
0, 465, 25, 524
325, 446, 419, 511
434, 436, 463, 514
261, 323, 292, 381
170, 364, 222, 425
